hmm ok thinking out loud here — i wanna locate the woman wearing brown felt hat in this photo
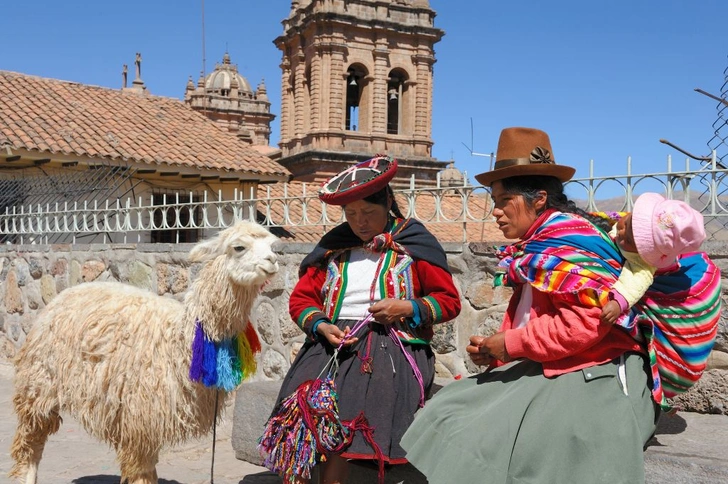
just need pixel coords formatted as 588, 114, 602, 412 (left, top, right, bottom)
402, 127, 659, 484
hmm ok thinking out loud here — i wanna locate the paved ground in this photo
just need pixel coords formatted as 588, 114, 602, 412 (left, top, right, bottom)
0, 361, 278, 484
2, 359, 728, 484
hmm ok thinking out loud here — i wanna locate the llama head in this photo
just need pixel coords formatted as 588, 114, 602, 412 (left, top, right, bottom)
189, 221, 279, 287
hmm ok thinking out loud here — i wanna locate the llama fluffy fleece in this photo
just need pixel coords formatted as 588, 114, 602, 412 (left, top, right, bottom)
10, 221, 279, 484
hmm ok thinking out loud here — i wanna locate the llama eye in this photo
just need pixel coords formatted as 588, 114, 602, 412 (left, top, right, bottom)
233, 246, 245, 253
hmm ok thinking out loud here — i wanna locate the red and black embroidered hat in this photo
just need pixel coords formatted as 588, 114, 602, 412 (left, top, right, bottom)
318, 155, 398, 205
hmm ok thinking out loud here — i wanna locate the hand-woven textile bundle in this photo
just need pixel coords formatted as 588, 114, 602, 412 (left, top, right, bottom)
258, 315, 385, 483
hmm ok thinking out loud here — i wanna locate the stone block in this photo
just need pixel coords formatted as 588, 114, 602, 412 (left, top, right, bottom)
156, 263, 189, 295
707, 350, 728, 370
670, 369, 728, 415
127, 260, 153, 289
70, 260, 82, 286
25, 282, 42, 310
262, 349, 288, 379
464, 279, 495, 309
4, 271, 23, 314
50, 258, 68, 276
0, 334, 17, 359
82, 260, 105, 282
28, 257, 44, 279
40, 274, 57, 304
13, 259, 29, 286
232, 380, 282, 465
255, 301, 278, 346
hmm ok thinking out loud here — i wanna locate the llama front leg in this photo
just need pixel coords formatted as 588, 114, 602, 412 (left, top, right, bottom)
117, 446, 160, 484
9, 393, 62, 484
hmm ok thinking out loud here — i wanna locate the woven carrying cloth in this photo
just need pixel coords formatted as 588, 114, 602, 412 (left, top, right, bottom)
621, 252, 721, 408
495, 210, 721, 412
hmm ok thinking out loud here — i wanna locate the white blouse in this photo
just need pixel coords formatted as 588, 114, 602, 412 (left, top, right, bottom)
336, 248, 383, 321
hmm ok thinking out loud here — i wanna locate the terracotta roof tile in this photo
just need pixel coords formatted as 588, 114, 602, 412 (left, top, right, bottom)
0, 71, 289, 179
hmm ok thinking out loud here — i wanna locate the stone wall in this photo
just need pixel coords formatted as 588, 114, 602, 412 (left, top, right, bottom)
1, 241, 727, 411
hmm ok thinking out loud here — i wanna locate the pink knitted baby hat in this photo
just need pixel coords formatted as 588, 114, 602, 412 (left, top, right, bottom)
631, 193, 706, 268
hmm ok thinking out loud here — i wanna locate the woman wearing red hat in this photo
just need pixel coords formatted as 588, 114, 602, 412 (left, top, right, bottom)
401, 127, 662, 483
262, 155, 461, 483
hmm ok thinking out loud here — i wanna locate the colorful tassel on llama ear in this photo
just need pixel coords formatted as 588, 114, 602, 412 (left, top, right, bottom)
189, 319, 261, 389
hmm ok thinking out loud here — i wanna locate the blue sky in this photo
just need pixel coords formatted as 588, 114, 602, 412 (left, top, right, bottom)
2, 0, 727, 189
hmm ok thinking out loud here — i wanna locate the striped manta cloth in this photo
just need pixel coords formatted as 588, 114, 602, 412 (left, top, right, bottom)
496, 211, 721, 411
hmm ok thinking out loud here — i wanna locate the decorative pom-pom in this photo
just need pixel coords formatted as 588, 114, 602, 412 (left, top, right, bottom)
216, 339, 242, 391
201, 334, 218, 387
189, 320, 206, 383
190, 319, 261, 389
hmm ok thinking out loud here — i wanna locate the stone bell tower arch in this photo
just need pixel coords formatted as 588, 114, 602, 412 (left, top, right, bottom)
274, 0, 447, 186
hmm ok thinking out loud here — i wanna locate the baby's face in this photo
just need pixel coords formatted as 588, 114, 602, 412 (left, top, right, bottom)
616, 213, 638, 253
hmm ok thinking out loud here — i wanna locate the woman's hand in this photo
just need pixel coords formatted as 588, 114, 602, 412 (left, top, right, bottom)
368, 298, 414, 325
317, 322, 359, 347
466, 332, 511, 366
466, 336, 493, 367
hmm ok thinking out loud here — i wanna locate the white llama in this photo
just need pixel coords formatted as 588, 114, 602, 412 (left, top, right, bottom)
10, 221, 279, 484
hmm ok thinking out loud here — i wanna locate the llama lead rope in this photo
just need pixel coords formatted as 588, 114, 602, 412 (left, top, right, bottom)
210, 390, 219, 484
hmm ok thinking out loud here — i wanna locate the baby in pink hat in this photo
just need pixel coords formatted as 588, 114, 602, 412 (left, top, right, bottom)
601, 192, 707, 324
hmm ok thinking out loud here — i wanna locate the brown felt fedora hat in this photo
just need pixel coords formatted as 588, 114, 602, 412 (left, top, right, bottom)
474, 127, 576, 186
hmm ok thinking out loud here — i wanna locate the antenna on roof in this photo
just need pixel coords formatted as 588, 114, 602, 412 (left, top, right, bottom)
201, 0, 207, 115
461, 117, 494, 170
201, 0, 207, 78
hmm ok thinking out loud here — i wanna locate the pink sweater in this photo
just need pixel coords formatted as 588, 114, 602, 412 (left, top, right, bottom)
502, 284, 644, 376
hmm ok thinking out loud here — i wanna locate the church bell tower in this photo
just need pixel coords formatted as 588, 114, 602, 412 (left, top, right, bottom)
274, 0, 446, 186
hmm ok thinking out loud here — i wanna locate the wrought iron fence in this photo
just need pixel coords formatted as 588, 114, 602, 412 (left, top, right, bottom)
565, 152, 728, 240
1, 152, 727, 244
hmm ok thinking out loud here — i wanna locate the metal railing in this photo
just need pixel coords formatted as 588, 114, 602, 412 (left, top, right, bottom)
2, 152, 727, 244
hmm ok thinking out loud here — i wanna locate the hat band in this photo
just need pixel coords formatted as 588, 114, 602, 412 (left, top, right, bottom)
494, 146, 554, 170
494, 157, 544, 169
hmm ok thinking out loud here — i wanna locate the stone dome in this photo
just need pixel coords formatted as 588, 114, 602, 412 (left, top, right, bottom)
204, 53, 253, 95
440, 161, 465, 186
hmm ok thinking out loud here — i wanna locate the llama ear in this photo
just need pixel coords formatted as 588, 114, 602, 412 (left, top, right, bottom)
189, 235, 223, 262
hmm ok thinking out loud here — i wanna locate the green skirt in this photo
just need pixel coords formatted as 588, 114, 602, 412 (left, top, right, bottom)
401, 353, 658, 484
